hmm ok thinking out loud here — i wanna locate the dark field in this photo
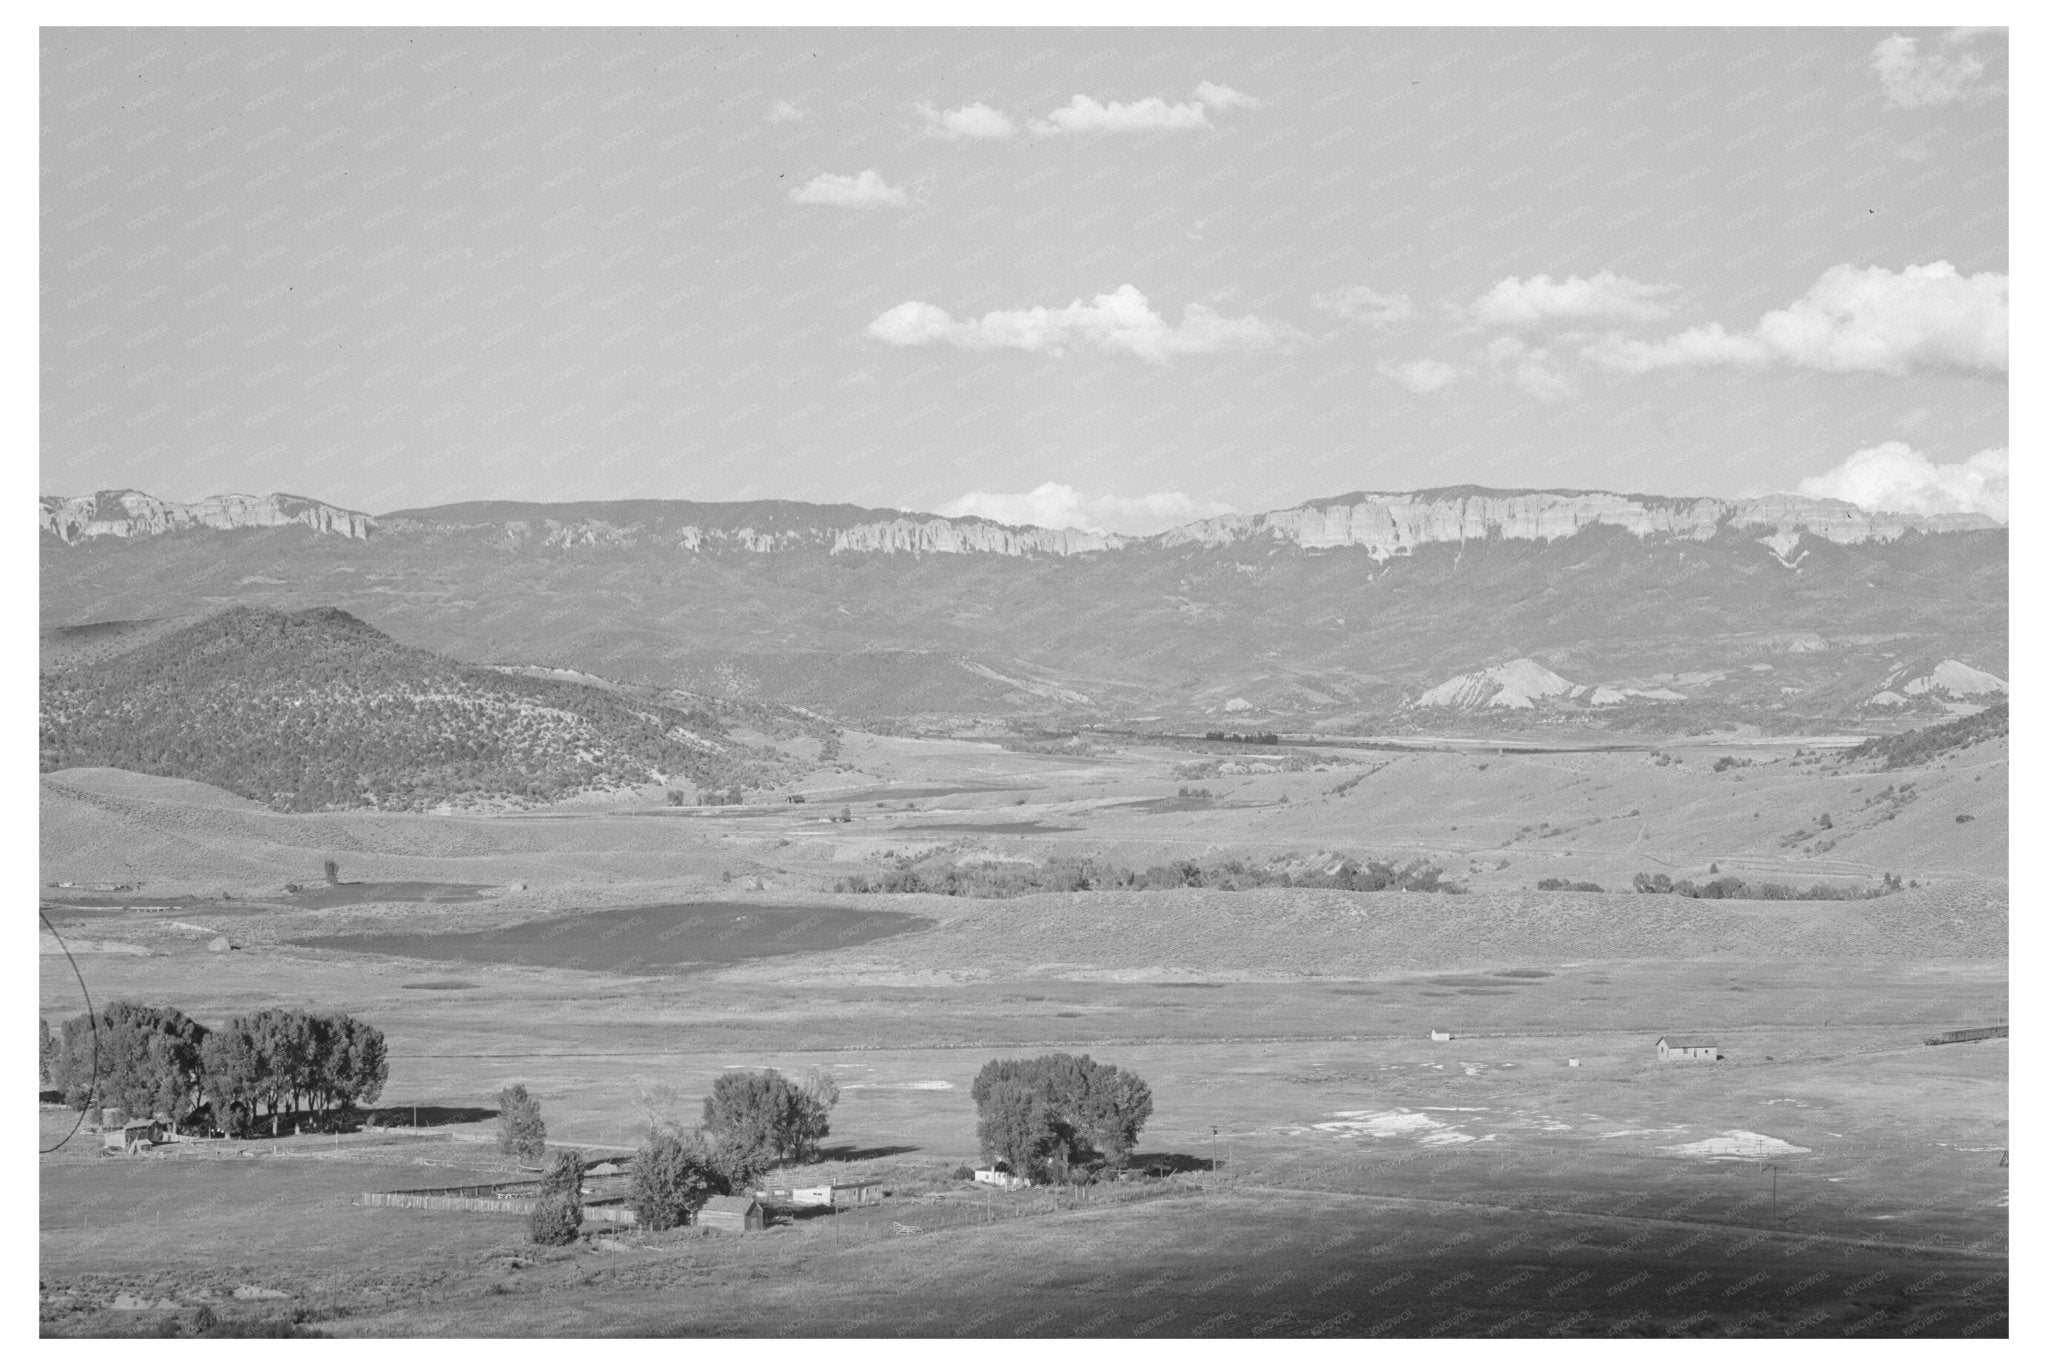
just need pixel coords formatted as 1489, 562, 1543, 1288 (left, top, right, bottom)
285, 882, 494, 908
896, 821, 1081, 835
293, 902, 934, 974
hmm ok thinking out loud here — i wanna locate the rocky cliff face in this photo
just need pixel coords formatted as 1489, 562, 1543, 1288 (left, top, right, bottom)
1157, 489, 2000, 561
41, 491, 374, 544
372, 508, 1120, 556
42, 485, 1997, 557
828, 517, 1123, 556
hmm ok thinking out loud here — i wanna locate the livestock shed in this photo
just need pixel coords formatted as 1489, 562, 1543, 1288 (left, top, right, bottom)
1924, 1025, 2008, 1046
101, 1118, 168, 1153
1657, 1036, 1721, 1061
697, 1195, 765, 1232
756, 1179, 885, 1209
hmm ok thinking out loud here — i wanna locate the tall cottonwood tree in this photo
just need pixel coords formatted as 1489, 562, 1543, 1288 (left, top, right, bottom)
53, 1002, 209, 1123
497, 1083, 548, 1160
970, 1053, 1153, 1181
700, 1067, 839, 1166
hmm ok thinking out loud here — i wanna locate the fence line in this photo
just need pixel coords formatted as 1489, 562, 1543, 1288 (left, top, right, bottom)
356, 1192, 637, 1223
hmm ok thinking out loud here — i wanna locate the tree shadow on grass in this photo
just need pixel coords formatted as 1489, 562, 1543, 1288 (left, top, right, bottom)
814, 1143, 921, 1162
361, 1104, 499, 1130
1127, 1151, 1218, 1176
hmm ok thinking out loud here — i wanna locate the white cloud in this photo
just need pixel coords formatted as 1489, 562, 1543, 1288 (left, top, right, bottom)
1796, 442, 2007, 521
1312, 285, 1415, 329
935, 482, 1235, 536
1378, 358, 1458, 393
1482, 336, 1576, 402
1584, 261, 2007, 378
1870, 31, 1998, 108
866, 285, 1304, 364
788, 169, 909, 208
1030, 94, 1212, 135
915, 100, 1017, 140
1464, 271, 1674, 330
766, 100, 806, 123
1193, 80, 1260, 109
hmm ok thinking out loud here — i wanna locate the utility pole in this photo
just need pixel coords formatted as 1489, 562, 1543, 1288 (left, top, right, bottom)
1211, 1126, 1218, 1178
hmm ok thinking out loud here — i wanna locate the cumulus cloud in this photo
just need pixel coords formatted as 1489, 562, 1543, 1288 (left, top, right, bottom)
935, 482, 1235, 536
1312, 285, 1415, 329
766, 99, 806, 123
1871, 30, 1999, 108
1796, 442, 2007, 521
1464, 271, 1675, 330
915, 100, 1017, 140
865, 285, 1304, 364
1378, 358, 1459, 393
1482, 336, 1576, 402
1030, 93, 1212, 135
1193, 80, 1260, 109
1583, 261, 2007, 378
788, 169, 909, 208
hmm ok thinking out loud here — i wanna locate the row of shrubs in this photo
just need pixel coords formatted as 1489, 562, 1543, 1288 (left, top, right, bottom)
835, 854, 1461, 897
1630, 871, 1906, 900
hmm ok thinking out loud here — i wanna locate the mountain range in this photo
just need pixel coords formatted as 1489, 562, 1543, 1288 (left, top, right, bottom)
41, 484, 2007, 727
41, 486, 1998, 555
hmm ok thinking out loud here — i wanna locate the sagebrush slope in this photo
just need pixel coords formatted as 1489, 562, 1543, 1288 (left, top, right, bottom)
37, 607, 801, 812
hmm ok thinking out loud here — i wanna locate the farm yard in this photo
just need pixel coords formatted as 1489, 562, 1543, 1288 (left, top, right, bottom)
39, 725, 2007, 1337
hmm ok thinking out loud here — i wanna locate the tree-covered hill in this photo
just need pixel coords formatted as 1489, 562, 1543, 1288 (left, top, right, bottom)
1845, 702, 2008, 771
38, 606, 800, 812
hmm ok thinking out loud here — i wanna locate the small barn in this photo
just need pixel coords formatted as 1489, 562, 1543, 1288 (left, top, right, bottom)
1657, 1036, 1720, 1061
101, 1118, 167, 1153
1429, 1029, 1454, 1042
696, 1194, 765, 1232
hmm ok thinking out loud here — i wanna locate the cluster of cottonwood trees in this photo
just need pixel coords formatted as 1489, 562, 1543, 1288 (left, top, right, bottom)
625, 1067, 840, 1231
45, 1001, 387, 1136
972, 1053, 1153, 1182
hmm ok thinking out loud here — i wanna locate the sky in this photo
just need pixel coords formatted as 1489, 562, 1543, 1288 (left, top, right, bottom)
39, 26, 2009, 533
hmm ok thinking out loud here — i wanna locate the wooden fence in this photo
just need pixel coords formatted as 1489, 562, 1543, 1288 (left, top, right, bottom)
356, 1191, 637, 1224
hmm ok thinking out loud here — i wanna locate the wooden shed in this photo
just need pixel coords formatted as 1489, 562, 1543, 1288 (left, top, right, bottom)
696, 1194, 765, 1232
101, 1118, 167, 1153
1656, 1036, 1720, 1061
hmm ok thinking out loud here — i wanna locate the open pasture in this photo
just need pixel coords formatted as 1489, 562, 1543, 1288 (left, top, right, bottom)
41, 883, 2005, 1337
41, 720, 2005, 902
40, 725, 2005, 1336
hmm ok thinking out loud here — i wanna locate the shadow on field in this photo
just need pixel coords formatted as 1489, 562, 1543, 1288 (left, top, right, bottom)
1130, 1151, 1218, 1176
815, 1143, 920, 1162
362, 1104, 499, 1129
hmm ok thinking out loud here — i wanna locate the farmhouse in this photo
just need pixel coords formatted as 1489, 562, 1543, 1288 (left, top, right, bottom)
1656, 1036, 1720, 1061
1429, 1029, 1454, 1042
973, 1166, 1034, 1189
697, 1194, 765, 1232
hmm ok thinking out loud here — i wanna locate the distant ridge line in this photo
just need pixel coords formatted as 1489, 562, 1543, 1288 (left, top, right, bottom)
41, 484, 2002, 559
